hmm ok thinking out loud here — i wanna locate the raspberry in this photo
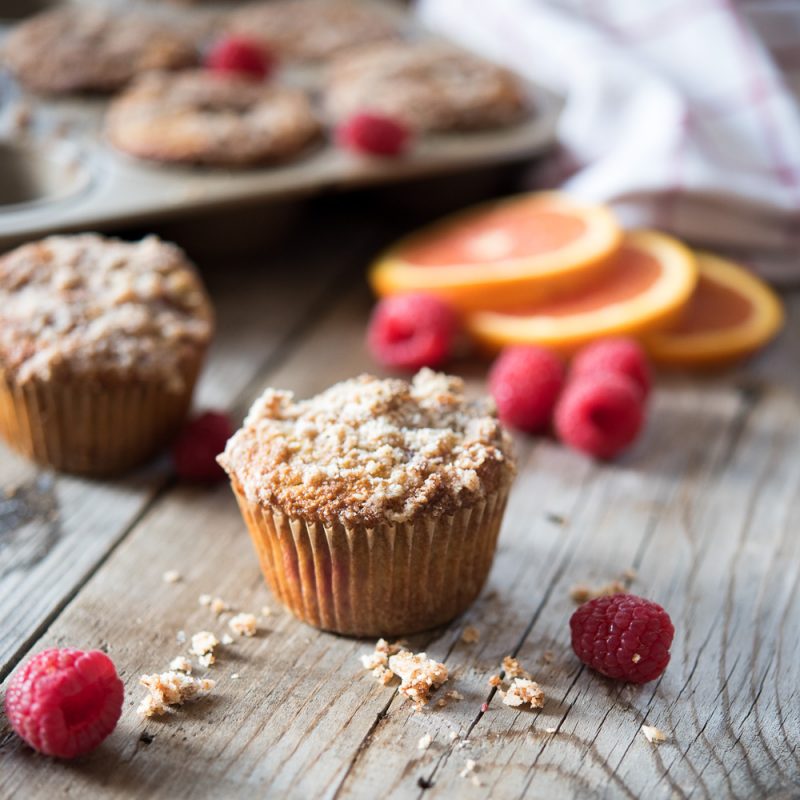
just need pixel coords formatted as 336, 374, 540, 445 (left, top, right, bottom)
570, 594, 674, 683
171, 411, 234, 482
554, 373, 644, 459
367, 293, 458, 371
571, 337, 651, 400
205, 36, 275, 80
337, 112, 411, 157
4, 648, 124, 758
488, 346, 565, 433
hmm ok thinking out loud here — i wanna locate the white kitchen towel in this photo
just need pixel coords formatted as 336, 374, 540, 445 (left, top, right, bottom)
418, 0, 800, 284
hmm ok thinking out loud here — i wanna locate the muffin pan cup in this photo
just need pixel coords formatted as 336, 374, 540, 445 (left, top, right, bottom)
230, 480, 510, 637
0, 1, 561, 249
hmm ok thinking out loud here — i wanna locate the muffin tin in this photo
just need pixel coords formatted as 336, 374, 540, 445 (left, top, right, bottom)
0, 1, 561, 249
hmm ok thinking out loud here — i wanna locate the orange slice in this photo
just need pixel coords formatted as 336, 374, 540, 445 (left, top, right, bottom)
644, 252, 784, 367
370, 192, 623, 312
466, 230, 697, 353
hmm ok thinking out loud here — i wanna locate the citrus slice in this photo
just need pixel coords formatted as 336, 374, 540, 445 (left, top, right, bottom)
370, 192, 623, 312
466, 230, 697, 353
644, 252, 784, 367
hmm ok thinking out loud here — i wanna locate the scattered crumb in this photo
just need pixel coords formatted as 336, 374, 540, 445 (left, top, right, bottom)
221, 633, 234, 645
137, 671, 215, 717
190, 631, 219, 667
168, 656, 192, 673
388, 650, 448, 707
461, 626, 480, 644
471, 776, 482, 787
501, 678, 545, 709
623, 567, 637, 580
545, 727, 557, 734
449, 730, 459, 741
229, 612, 258, 637
541, 650, 555, 664
418, 733, 432, 750
198, 594, 212, 607
459, 759, 477, 779
261, 606, 272, 617
176, 630, 187, 644
436, 689, 464, 708
488, 674, 501, 688
502, 655, 531, 679
210, 597, 230, 617
360, 638, 403, 685
642, 724, 667, 744
231, 673, 240, 680
162, 570, 181, 584
632, 653, 641, 663
570, 580, 626, 604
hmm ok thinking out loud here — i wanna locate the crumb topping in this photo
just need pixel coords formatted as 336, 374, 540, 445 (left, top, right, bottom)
220, 370, 515, 525
360, 638, 403, 685
388, 650, 449, 707
229, 613, 258, 637
190, 631, 219, 667
137, 671, 215, 717
0, 235, 212, 387
501, 678, 545, 708
502, 655, 530, 679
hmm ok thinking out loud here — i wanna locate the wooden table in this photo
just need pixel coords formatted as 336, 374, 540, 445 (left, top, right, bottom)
1, 201, 799, 799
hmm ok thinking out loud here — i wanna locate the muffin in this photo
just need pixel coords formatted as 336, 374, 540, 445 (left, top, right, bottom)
105, 70, 320, 167
2, 7, 198, 95
324, 41, 528, 133
0, 234, 213, 475
227, 0, 399, 63
219, 369, 516, 636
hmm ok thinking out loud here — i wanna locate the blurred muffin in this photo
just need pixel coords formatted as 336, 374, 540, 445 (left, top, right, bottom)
227, 0, 399, 62
106, 70, 320, 167
2, 6, 198, 95
0, 234, 213, 475
219, 369, 516, 636
324, 40, 528, 132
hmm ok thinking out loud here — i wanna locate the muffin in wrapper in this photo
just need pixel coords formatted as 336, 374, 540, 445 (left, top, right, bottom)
220, 370, 516, 637
0, 234, 213, 476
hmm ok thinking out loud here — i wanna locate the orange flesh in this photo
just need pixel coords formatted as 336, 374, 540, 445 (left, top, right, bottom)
402, 209, 588, 267
502, 246, 662, 317
666, 275, 753, 334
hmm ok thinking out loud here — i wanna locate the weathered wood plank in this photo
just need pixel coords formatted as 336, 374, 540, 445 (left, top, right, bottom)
0, 217, 385, 679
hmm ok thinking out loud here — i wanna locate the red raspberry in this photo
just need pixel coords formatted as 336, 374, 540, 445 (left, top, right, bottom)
554, 373, 644, 459
488, 345, 565, 433
571, 337, 651, 400
570, 594, 674, 683
367, 293, 458, 371
4, 648, 124, 758
171, 410, 234, 482
337, 112, 411, 157
205, 35, 275, 80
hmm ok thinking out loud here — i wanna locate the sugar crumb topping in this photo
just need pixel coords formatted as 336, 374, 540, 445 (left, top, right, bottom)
501, 678, 545, 708
219, 370, 515, 525
389, 650, 448, 707
137, 671, 215, 717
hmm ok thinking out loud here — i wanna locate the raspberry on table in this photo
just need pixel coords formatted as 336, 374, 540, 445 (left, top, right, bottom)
205, 35, 275, 80
554, 373, 644, 459
172, 410, 234, 482
570, 593, 674, 683
571, 337, 652, 400
4, 648, 124, 759
337, 112, 411, 157
488, 345, 565, 433
367, 293, 458, 371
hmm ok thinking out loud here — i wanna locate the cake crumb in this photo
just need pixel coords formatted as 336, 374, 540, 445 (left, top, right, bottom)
570, 580, 626, 603
459, 759, 477, 779
418, 733, 432, 750
388, 650, 448, 707
229, 612, 258, 637
210, 597, 230, 617
190, 631, 219, 666
449, 730, 459, 741
261, 606, 272, 617
198, 594, 212, 607
168, 656, 192, 673
488, 674, 501, 687
176, 630, 187, 644
461, 625, 480, 644
501, 678, 545, 709
162, 570, 181, 584
360, 638, 403, 686
541, 650, 555, 664
502, 655, 530, 679
642, 724, 667, 744
545, 726, 557, 734
137, 671, 215, 717
231, 673, 240, 680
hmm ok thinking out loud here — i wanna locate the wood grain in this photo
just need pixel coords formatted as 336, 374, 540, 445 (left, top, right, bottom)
0, 248, 798, 799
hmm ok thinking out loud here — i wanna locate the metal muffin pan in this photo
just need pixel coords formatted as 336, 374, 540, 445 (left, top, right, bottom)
0, 1, 561, 249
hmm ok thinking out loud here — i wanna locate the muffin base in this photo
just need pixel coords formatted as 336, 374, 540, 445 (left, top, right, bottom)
230, 480, 509, 637
0, 368, 200, 476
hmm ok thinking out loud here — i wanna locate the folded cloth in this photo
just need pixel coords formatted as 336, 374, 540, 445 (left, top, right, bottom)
418, 0, 800, 284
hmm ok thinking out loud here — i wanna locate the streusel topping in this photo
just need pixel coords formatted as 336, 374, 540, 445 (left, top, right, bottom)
0, 234, 213, 388
219, 369, 515, 525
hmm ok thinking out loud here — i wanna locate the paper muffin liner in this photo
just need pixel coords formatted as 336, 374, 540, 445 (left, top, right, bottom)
0, 364, 201, 476
230, 480, 510, 637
